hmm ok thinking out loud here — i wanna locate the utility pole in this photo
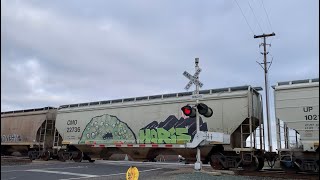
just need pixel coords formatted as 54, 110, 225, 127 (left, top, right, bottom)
254, 32, 275, 152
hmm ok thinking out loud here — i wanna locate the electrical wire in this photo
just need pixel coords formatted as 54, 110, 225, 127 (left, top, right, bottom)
259, 0, 275, 45
234, 0, 255, 36
260, 0, 273, 32
247, 0, 264, 34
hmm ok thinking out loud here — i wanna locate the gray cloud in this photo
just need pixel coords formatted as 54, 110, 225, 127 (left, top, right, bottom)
2, 0, 318, 109
1, 0, 318, 152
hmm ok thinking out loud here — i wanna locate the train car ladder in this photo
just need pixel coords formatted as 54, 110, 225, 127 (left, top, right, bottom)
38, 118, 48, 151
240, 119, 254, 149
52, 128, 60, 155
38, 115, 55, 152
258, 125, 265, 151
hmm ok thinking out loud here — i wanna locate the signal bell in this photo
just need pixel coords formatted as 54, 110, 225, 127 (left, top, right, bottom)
197, 103, 213, 117
181, 105, 196, 118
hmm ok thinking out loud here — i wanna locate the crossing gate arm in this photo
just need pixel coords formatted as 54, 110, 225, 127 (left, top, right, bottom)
186, 131, 230, 148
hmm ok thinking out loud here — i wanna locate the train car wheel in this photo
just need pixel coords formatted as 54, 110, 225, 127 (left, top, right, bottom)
279, 156, 297, 172
28, 154, 36, 161
210, 155, 224, 170
41, 151, 50, 161
83, 153, 95, 163
58, 150, 66, 162
242, 156, 260, 171
257, 156, 265, 171
28, 151, 37, 160
72, 151, 83, 162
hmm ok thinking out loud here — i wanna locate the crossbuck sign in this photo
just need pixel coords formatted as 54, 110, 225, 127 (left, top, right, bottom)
183, 68, 203, 90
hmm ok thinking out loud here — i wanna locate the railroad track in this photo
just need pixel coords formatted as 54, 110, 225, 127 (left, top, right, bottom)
1, 155, 31, 165
1, 155, 30, 159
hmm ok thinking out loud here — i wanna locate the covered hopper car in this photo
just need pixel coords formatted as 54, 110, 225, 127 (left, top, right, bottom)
1, 107, 58, 160
54, 85, 265, 170
273, 78, 319, 172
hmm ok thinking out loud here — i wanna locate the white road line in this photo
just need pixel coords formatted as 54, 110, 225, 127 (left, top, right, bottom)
1, 166, 86, 173
25, 169, 98, 177
1, 162, 74, 168
59, 168, 163, 180
1, 170, 24, 173
40, 166, 87, 170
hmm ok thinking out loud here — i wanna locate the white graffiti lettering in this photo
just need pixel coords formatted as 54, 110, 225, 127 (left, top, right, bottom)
1, 134, 22, 142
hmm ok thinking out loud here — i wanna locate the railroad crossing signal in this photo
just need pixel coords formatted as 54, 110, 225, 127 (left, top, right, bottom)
197, 103, 213, 117
181, 103, 213, 118
183, 68, 203, 90
181, 105, 196, 118
182, 57, 207, 171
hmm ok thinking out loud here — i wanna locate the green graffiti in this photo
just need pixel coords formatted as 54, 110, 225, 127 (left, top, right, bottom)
139, 128, 191, 144
139, 129, 151, 143
150, 129, 158, 143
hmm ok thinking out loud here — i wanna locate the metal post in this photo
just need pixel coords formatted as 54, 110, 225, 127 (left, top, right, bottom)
277, 118, 282, 150
195, 58, 200, 133
249, 88, 253, 149
259, 95, 263, 150
194, 57, 202, 171
295, 130, 298, 148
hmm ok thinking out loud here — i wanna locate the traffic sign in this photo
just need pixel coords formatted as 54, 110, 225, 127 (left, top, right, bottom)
183, 69, 203, 90
190, 94, 203, 99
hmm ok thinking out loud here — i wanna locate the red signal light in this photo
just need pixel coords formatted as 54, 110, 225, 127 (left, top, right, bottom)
181, 105, 196, 118
182, 107, 191, 115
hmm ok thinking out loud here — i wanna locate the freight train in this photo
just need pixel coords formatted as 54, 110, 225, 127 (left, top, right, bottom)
1, 78, 319, 173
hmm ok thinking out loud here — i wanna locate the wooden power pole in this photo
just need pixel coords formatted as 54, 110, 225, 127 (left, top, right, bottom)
254, 32, 275, 152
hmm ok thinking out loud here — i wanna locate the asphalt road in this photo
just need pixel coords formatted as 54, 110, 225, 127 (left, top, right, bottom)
1, 160, 182, 180
1, 160, 253, 180
3, 159, 316, 180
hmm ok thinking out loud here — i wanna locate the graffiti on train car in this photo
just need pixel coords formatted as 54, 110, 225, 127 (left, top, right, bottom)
79, 114, 137, 144
139, 127, 191, 144
138, 115, 208, 144
1, 134, 22, 142
78, 114, 208, 145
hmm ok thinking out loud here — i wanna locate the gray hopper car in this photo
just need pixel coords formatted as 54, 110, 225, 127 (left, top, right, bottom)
1, 107, 58, 160
54, 85, 265, 170
273, 78, 319, 172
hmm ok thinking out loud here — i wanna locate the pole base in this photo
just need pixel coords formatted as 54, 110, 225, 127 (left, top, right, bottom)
194, 162, 202, 171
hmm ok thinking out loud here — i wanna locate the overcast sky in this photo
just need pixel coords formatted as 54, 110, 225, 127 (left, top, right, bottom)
1, 0, 319, 150
2, 0, 319, 111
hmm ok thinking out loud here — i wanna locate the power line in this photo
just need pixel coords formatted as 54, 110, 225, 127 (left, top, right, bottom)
259, 0, 275, 45
260, 0, 273, 32
234, 0, 255, 35
247, 0, 264, 33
